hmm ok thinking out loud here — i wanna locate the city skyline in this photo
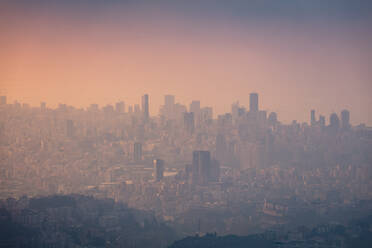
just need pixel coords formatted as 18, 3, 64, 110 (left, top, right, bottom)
1, 79, 371, 247
0, 93, 363, 127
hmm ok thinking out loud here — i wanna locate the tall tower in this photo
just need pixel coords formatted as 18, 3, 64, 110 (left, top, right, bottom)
115, 101, 125, 113
154, 159, 165, 182
268, 112, 278, 126
163, 95, 175, 119
164, 95, 175, 107
189, 100, 201, 114
249, 93, 259, 112
192, 151, 211, 185
141, 94, 149, 122
311, 110, 316, 126
0, 96, 6, 105
329, 113, 340, 130
341, 109, 350, 129
319, 115, 326, 127
40, 102, 46, 110
190, 100, 201, 125
183, 112, 195, 134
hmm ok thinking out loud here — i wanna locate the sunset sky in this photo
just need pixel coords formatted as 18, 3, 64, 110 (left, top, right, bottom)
1, 0, 372, 124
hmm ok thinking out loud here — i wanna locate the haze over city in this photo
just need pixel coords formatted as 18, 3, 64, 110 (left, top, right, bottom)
1, 1, 372, 248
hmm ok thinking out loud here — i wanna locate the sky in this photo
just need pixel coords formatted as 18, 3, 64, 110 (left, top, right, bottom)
1, 0, 372, 124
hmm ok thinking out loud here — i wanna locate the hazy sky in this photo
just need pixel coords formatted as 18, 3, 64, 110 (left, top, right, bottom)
1, 0, 372, 124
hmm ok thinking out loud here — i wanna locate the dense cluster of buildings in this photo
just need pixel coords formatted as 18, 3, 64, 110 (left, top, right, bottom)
0, 93, 371, 235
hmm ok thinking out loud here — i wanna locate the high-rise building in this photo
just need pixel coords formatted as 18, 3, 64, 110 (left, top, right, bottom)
268, 112, 278, 126
103, 105, 114, 113
341, 109, 350, 129
128, 105, 133, 114
0, 96, 7, 105
311, 110, 316, 126
141, 94, 149, 121
165, 95, 175, 107
115, 101, 125, 113
319, 115, 326, 127
200, 107, 213, 123
190, 100, 201, 125
183, 112, 195, 134
153, 159, 165, 181
103, 105, 114, 118
192, 151, 211, 185
231, 101, 240, 121
249, 93, 259, 112
133, 143, 142, 162
258, 110, 267, 124
217, 113, 232, 128
238, 107, 246, 117
190, 100, 201, 114
329, 113, 340, 130
134, 104, 140, 114
88, 104, 99, 112
162, 95, 175, 119
40, 102, 46, 110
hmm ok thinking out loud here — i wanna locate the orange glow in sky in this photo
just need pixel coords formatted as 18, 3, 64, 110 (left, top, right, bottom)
1, 2, 371, 124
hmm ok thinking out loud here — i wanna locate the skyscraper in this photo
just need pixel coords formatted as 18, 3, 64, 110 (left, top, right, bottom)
200, 107, 213, 124
249, 93, 259, 112
103, 105, 114, 118
40, 102, 46, 110
141, 94, 149, 122
329, 113, 340, 130
115, 101, 125, 113
163, 95, 175, 119
189, 100, 201, 114
134, 104, 141, 114
231, 101, 240, 121
311, 110, 316, 126
341, 109, 350, 129
0, 96, 7, 105
154, 159, 165, 182
128, 105, 133, 114
268, 112, 278, 126
164, 95, 175, 107
192, 151, 211, 185
89, 104, 99, 112
319, 115, 326, 127
183, 112, 195, 134
258, 110, 267, 124
190, 100, 201, 125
